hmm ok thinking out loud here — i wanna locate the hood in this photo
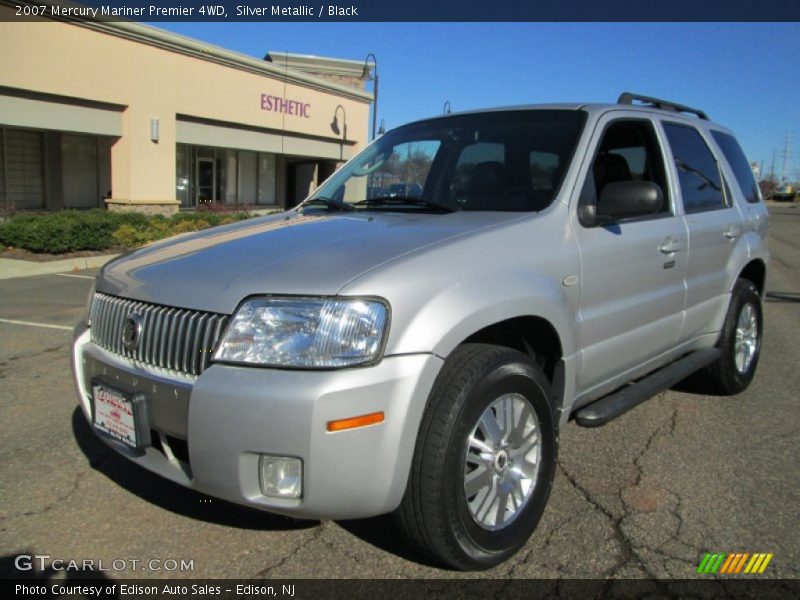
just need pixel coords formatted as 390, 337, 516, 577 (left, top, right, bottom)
97, 210, 524, 314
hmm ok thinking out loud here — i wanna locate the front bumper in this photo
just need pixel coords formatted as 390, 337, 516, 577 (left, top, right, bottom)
72, 323, 443, 519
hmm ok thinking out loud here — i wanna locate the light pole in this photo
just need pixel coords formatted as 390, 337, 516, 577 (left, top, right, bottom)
330, 105, 347, 160
443, 100, 451, 115
362, 53, 378, 141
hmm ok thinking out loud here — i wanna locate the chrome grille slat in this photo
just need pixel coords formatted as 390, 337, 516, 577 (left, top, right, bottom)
139, 305, 152, 363
89, 293, 227, 377
147, 306, 164, 366
174, 310, 188, 372
98, 296, 112, 346
110, 298, 124, 355
190, 314, 207, 376
150, 306, 166, 367
159, 308, 174, 369
200, 315, 216, 373
182, 312, 198, 374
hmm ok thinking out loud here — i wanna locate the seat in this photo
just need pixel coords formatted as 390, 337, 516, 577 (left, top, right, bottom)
592, 153, 632, 198
467, 161, 507, 198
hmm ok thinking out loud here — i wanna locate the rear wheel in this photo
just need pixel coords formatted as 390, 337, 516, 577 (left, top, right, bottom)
395, 344, 557, 570
704, 279, 763, 394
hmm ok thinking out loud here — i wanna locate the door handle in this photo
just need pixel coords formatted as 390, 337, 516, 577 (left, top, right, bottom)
659, 238, 681, 254
724, 225, 742, 240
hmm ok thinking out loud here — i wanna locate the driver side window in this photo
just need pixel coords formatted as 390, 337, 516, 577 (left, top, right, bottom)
579, 120, 670, 218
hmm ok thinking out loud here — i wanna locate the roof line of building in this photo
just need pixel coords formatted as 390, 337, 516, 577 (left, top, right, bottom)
266, 51, 373, 79
24, 0, 374, 104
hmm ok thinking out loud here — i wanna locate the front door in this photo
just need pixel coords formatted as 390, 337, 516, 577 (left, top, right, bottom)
573, 117, 688, 395
196, 157, 216, 204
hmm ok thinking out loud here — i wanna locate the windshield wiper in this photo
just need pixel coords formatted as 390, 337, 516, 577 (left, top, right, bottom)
352, 196, 456, 213
299, 197, 354, 212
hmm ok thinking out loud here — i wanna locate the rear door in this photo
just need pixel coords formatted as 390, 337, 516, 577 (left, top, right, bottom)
661, 121, 744, 341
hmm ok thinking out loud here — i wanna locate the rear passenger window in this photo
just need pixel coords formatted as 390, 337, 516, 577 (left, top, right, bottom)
711, 130, 760, 204
663, 123, 727, 213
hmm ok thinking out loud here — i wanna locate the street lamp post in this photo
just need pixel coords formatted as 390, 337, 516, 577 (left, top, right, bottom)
330, 105, 347, 160
443, 100, 451, 115
363, 53, 378, 141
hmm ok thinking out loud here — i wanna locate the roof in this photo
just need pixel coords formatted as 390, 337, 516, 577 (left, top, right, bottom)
266, 51, 373, 79
34, 0, 373, 103
398, 101, 726, 132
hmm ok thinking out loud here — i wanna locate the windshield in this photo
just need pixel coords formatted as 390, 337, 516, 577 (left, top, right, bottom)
304, 110, 587, 213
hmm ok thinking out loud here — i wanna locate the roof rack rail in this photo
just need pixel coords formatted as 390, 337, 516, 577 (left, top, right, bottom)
617, 92, 709, 121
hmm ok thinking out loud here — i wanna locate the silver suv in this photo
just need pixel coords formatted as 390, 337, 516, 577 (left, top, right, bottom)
72, 93, 768, 570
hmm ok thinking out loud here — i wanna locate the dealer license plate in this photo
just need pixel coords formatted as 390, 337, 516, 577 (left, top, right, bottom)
92, 382, 144, 449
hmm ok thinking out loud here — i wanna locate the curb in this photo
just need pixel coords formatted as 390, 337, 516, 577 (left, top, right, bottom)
0, 254, 119, 280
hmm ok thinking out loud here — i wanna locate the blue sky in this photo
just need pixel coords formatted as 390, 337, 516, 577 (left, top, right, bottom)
154, 22, 800, 180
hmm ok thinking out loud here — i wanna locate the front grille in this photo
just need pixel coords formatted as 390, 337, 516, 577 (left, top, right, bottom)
89, 293, 229, 376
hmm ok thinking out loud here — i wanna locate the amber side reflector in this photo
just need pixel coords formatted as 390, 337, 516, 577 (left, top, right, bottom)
327, 411, 385, 432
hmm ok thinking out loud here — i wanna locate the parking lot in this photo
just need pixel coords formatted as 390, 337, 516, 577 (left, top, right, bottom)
1, 205, 799, 580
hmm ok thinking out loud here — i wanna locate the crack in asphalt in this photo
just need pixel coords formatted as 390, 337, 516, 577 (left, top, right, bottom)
14, 469, 87, 520
251, 523, 326, 578
554, 397, 712, 580
5, 454, 113, 522
1, 344, 70, 366
0, 343, 70, 381
556, 459, 649, 578
504, 509, 585, 578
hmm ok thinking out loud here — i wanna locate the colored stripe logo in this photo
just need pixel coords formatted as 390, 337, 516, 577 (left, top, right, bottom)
697, 552, 773, 574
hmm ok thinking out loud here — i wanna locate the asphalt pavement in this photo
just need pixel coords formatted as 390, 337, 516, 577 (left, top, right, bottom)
0, 206, 798, 581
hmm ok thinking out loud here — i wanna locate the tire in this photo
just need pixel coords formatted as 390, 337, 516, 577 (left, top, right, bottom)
704, 279, 763, 395
395, 343, 557, 570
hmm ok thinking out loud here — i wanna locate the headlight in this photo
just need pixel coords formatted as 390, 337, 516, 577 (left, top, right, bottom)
213, 297, 389, 368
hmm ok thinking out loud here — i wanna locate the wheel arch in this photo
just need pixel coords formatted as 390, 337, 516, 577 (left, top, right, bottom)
448, 315, 570, 424
461, 316, 563, 384
738, 259, 766, 297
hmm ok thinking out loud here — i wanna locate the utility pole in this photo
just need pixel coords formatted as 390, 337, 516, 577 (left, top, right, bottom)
780, 133, 792, 182
769, 150, 776, 183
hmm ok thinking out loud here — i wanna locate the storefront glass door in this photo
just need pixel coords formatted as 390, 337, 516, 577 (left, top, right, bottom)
196, 156, 216, 204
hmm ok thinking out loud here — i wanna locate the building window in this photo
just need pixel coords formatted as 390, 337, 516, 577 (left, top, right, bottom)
4, 128, 45, 210
258, 153, 277, 205
61, 134, 112, 208
0, 129, 5, 208
176, 143, 278, 207
176, 144, 191, 208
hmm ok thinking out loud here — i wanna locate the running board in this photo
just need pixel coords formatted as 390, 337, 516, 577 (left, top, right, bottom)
574, 348, 722, 428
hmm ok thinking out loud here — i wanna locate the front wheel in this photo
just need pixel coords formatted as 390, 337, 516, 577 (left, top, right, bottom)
395, 344, 557, 570
704, 279, 763, 394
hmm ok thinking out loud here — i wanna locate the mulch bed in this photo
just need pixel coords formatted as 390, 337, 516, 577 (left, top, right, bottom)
0, 247, 125, 262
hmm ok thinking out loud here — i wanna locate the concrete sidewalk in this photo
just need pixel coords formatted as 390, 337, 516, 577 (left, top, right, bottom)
0, 254, 118, 280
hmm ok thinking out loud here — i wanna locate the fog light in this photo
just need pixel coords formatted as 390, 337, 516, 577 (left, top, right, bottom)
259, 455, 302, 499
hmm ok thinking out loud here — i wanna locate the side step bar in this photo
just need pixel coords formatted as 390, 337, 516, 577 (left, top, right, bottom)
574, 348, 722, 428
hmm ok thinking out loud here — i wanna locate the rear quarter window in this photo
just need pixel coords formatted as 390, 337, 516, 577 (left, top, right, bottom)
711, 130, 761, 204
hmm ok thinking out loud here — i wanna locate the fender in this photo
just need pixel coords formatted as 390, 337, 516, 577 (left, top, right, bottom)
337, 213, 580, 361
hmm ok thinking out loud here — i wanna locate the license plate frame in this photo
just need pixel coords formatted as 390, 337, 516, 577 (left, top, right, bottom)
91, 379, 150, 455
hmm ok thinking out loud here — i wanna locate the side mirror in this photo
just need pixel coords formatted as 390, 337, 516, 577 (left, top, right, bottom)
579, 181, 664, 226
596, 181, 664, 222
